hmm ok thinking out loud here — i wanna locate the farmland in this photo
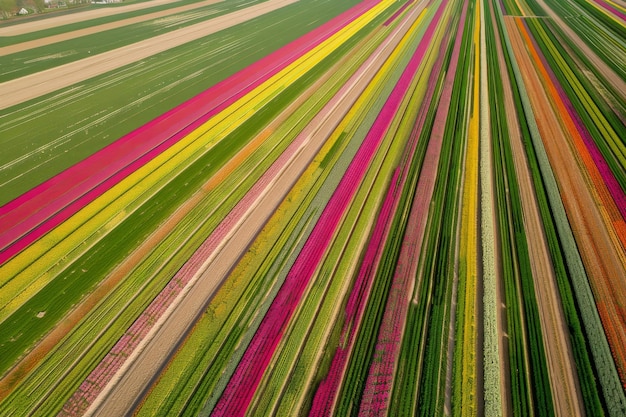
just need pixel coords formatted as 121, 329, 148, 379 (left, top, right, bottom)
0, 0, 624, 415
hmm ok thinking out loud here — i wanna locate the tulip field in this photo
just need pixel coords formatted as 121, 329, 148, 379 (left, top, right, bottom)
0, 0, 625, 415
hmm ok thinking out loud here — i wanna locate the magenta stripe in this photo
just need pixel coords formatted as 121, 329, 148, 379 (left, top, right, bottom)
594, 0, 626, 22
211, 3, 445, 414
0, 0, 378, 265
384, 0, 415, 26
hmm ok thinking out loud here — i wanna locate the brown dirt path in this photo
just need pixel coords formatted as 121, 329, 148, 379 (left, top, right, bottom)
0, 0, 180, 36
83, 8, 416, 415
493, 1, 564, 415
0, 52, 336, 403
507, 14, 624, 415
6, 0, 359, 403
0, 0, 295, 402
484, 1, 511, 414
0, 0, 222, 56
0, 0, 298, 111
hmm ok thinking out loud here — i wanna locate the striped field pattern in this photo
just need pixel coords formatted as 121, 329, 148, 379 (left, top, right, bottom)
0, 0, 624, 415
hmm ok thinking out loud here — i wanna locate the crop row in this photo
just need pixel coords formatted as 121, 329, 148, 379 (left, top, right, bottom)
1, 0, 624, 414
0, 0, 382, 412
493, 0, 626, 414
0, 0, 364, 205
62, 2, 404, 412
0, 0, 273, 82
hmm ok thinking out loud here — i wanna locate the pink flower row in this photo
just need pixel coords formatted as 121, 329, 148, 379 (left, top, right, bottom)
310, 1, 454, 413
384, 0, 415, 26
358, 3, 463, 412
594, 0, 626, 22
0, 0, 374, 265
211, 1, 453, 414
58, 2, 383, 415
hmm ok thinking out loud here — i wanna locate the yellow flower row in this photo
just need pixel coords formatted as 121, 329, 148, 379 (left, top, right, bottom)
135, 3, 408, 412
0, 0, 398, 324
458, 4, 481, 416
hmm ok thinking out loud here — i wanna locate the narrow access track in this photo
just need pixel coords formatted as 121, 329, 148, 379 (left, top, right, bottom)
0, 0, 181, 36
84, 7, 427, 415
0, 0, 298, 111
534, 0, 626, 101
507, 15, 617, 416
0, 0, 223, 56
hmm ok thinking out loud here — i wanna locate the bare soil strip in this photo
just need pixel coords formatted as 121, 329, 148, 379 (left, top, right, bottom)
483, 1, 506, 415
0, 0, 181, 36
0, 0, 298, 111
84, 12, 416, 416
490, 5, 535, 417
507, 14, 622, 415
0, 0, 222, 56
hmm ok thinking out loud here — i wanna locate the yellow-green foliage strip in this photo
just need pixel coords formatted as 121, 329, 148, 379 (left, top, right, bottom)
0, 0, 391, 324
455, 3, 480, 415
249, 47, 428, 414
269, 32, 441, 416
516, 0, 536, 16
480, 0, 503, 413
134, 25, 394, 415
